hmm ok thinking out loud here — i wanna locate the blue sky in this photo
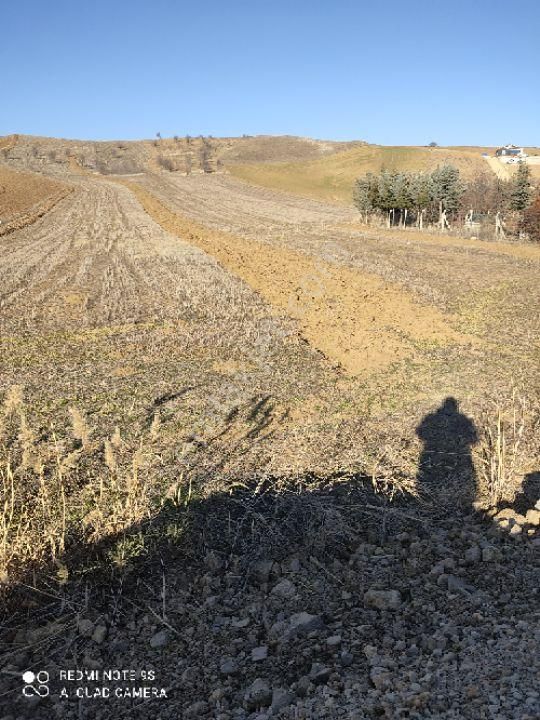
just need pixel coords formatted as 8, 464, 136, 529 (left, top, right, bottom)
2, 0, 539, 145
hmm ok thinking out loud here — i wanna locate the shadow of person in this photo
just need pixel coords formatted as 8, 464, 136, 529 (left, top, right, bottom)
416, 396, 478, 510
511, 471, 540, 515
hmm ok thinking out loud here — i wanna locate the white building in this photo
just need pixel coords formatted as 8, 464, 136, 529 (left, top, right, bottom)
495, 144, 527, 163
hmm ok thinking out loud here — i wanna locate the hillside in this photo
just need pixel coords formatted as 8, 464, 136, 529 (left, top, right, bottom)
229, 145, 500, 204
0, 133, 361, 177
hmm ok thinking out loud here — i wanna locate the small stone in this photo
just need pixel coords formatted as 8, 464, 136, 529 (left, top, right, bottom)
296, 676, 311, 698
481, 547, 500, 562
251, 646, 268, 662
271, 578, 296, 599
220, 657, 239, 676
370, 666, 391, 690
364, 589, 402, 611
326, 635, 342, 647
185, 701, 209, 717
525, 509, 540, 526
205, 550, 224, 572
244, 678, 272, 711
494, 508, 527, 527
77, 619, 94, 638
465, 545, 481, 564
270, 687, 294, 714
252, 560, 273, 585
340, 650, 354, 667
309, 663, 331, 685
287, 612, 324, 638
91, 625, 107, 644
232, 618, 250, 629
447, 575, 472, 595
149, 629, 170, 649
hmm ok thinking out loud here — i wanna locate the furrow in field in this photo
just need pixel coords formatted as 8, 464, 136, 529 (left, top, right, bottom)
120, 180, 467, 376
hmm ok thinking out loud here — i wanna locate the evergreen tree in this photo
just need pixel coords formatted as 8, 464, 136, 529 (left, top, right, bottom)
352, 176, 374, 220
510, 162, 532, 211
431, 164, 464, 215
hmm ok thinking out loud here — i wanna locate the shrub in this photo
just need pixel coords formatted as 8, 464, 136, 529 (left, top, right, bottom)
520, 193, 540, 242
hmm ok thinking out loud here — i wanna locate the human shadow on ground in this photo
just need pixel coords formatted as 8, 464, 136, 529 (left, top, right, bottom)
415, 396, 479, 510
0, 398, 538, 719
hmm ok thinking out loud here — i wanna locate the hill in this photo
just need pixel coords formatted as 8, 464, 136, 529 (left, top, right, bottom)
229, 145, 500, 204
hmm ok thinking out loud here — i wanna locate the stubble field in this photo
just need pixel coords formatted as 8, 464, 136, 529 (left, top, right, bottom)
0, 142, 539, 719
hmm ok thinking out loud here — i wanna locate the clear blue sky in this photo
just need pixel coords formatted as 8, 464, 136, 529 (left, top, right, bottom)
2, 0, 539, 145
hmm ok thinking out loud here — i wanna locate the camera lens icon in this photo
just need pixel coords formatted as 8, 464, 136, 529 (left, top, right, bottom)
22, 670, 49, 697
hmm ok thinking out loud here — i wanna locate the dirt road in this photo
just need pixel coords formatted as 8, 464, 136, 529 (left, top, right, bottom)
483, 155, 513, 180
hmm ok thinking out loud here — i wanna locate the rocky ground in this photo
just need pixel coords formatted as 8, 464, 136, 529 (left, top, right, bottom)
1, 490, 539, 719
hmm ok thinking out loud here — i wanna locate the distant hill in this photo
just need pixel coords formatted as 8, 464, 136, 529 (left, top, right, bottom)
1, 134, 538, 205
0, 134, 362, 177
229, 145, 503, 205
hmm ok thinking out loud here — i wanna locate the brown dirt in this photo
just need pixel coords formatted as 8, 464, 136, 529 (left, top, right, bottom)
121, 180, 466, 376
0, 165, 71, 236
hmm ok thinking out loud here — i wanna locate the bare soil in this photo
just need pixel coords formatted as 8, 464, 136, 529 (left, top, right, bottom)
0, 166, 71, 236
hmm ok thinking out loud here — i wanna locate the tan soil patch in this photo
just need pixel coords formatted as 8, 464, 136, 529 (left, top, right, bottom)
121, 180, 467, 376
0, 166, 72, 236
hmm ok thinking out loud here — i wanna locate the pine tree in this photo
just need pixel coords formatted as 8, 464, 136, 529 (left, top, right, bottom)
431, 164, 464, 214
352, 177, 373, 221
510, 162, 532, 211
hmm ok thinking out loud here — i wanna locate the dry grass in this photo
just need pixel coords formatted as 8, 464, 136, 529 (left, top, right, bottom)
475, 391, 539, 507
230, 145, 494, 205
0, 385, 167, 581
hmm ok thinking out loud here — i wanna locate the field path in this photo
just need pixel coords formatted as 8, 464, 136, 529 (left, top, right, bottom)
484, 155, 513, 180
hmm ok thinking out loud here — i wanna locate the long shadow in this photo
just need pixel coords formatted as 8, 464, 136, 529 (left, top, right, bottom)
0, 400, 538, 719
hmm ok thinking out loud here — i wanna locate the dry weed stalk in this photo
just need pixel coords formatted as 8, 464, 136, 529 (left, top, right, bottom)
0, 385, 165, 583
477, 391, 529, 507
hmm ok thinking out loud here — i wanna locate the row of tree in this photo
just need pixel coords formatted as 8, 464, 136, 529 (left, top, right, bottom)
353, 163, 536, 238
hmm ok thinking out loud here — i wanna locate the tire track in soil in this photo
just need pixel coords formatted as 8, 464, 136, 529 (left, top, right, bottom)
120, 179, 469, 377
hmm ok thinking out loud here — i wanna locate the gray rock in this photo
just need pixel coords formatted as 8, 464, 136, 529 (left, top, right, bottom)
286, 612, 324, 638
220, 657, 240, 676
364, 589, 402, 611
91, 625, 107, 644
308, 663, 331, 684
447, 574, 472, 595
251, 645, 268, 662
205, 551, 224, 572
252, 561, 274, 585
271, 578, 296, 599
481, 546, 500, 562
465, 545, 481, 564
340, 650, 354, 667
244, 678, 272, 711
270, 687, 294, 714
185, 700, 209, 717
295, 676, 312, 698
370, 666, 391, 690
149, 629, 170, 649
326, 634, 342, 647
77, 618, 94, 638
232, 618, 250, 629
